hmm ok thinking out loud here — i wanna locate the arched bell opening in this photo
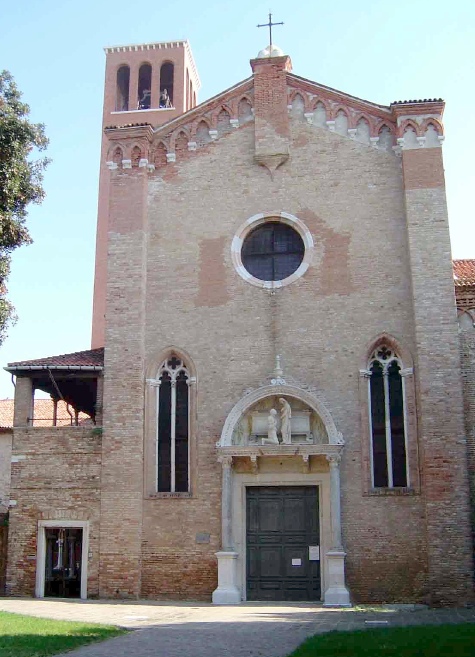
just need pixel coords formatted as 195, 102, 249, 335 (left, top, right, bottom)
160, 62, 174, 107
138, 63, 152, 110
116, 65, 130, 111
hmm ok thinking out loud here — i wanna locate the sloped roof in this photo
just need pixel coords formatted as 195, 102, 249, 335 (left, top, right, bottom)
0, 398, 92, 428
453, 260, 475, 287
7, 348, 104, 369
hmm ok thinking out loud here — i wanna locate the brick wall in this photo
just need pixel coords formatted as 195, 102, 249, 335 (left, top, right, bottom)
99, 166, 148, 598
401, 148, 473, 604
131, 116, 431, 602
0, 433, 12, 513
459, 321, 475, 569
6, 427, 101, 596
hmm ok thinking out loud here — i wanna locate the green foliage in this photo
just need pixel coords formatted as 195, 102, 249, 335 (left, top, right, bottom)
0, 70, 50, 343
288, 623, 475, 657
0, 611, 126, 657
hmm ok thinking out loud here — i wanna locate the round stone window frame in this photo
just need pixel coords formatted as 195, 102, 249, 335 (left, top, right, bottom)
231, 212, 314, 289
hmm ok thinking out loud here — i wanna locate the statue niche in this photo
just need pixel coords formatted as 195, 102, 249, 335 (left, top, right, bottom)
231, 395, 328, 446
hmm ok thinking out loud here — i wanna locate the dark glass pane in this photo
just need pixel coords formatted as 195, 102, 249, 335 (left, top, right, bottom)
157, 373, 171, 492
274, 253, 303, 281
243, 224, 274, 256
244, 254, 274, 281
241, 222, 304, 281
273, 226, 303, 253
370, 360, 388, 487
388, 361, 407, 487
175, 373, 189, 492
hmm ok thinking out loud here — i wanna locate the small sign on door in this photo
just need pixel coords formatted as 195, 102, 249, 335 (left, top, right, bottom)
309, 545, 320, 561
291, 558, 302, 566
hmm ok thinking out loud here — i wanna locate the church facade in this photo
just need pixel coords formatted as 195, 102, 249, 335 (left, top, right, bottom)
3, 39, 475, 605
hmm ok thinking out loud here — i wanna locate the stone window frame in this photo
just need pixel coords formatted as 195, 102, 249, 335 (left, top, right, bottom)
231, 212, 314, 289
144, 347, 197, 499
35, 520, 90, 600
359, 334, 420, 496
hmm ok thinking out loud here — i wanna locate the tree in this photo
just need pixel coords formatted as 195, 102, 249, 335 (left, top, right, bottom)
0, 70, 49, 344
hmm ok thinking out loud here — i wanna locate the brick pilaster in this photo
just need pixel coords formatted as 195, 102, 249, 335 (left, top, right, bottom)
13, 377, 33, 427
459, 323, 475, 569
99, 160, 149, 598
400, 125, 474, 603
250, 54, 292, 170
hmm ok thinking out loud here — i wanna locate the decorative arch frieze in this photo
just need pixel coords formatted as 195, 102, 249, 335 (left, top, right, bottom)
218, 384, 343, 447
190, 116, 211, 138
288, 89, 310, 112
170, 126, 191, 151
421, 117, 443, 136
210, 103, 233, 128
109, 144, 124, 163
352, 112, 374, 134
397, 119, 421, 138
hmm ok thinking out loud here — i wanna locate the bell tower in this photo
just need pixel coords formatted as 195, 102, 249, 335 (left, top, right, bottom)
92, 40, 201, 348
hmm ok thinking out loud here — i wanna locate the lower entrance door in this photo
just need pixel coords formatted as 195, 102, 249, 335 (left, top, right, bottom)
44, 528, 82, 598
246, 486, 321, 601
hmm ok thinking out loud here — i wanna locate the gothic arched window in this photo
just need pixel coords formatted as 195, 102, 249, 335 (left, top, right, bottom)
156, 356, 190, 492
368, 345, 408, 488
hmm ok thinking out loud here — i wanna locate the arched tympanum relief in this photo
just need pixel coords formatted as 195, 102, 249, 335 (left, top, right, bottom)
219, 384, 343, 447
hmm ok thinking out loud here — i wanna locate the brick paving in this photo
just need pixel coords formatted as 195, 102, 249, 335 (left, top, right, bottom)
0, 598, 474, 657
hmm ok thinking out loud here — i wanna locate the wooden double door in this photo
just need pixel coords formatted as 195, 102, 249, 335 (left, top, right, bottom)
246, 486, 321, 601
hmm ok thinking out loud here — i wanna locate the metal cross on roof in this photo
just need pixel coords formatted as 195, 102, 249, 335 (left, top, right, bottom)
257, 11, 284, 50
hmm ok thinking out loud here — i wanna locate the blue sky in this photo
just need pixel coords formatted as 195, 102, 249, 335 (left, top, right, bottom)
0, 0, 474, 399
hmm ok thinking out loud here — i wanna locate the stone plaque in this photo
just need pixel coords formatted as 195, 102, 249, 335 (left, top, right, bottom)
195, 532, 210, 544
308, 545, 320, 561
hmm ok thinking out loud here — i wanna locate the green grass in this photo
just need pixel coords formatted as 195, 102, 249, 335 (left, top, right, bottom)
0, 611, 126, 657
288, 623, 475, 657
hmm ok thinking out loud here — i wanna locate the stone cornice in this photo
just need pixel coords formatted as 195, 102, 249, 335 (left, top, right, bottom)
216, 444, 343, 458
104, 124, 155, 142
390, 99, 445, 119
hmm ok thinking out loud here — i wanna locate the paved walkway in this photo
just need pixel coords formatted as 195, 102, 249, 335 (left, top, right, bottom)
1, 598, 474, 657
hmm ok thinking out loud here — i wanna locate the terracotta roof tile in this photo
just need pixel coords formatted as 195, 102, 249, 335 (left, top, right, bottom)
0, 398, 92, 428
453, 260, 475, 287
7, 348, 104, 368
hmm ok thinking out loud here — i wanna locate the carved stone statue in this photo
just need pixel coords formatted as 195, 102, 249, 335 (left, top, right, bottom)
279, 398, 292, 444
262, 408, 279, 444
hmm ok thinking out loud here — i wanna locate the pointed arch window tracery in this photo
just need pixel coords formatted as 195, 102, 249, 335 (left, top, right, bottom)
154, 356, 191, 492
368, 345, 409, 488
